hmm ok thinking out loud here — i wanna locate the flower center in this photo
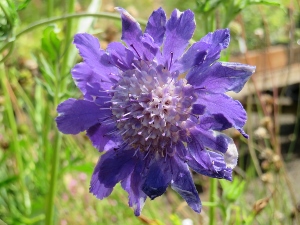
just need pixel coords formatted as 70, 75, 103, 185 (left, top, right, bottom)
111, 61, 197, 156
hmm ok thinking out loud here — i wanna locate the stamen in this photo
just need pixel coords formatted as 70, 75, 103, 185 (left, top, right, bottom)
118, 142, 129, 151
98, 115, 114, 122
93, 96, 111, 99
98, 90, 117, 93
133, 148, 139, 157
169, 51, 174, 70
100, 79, 114, 84
145, 131, 153, 141
104, 100, 123, 104
103, 128, 119, 136
110, 60, 197, 156
117, 117, 130, 123
118, 85, 127, 90
101, 119, 117, 126
121, 128, 130, 136
130, 44, 142, 60
143, 148, 152, 160
110, 61, 123, 71
109, 72, 120, 77
194, 87, 206, 91
99, 107, 119, 110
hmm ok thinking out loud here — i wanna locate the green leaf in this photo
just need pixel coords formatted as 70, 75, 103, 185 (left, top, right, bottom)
220, 178, 246, 202
16, 0, 32, 11
0, 0, 18, 40
41, 26, 61, 62
0, 176, 19, 189
36, 53, 56, 83
196, 0, 223, 13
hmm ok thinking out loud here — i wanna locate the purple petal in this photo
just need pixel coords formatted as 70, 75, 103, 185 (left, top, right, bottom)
171, 156, 201, 213
56, 99, 107, 134
172, 43, 207, 73
84, 82, 112, 106
198, 28, 230, 68
90, 157, 113, 199
186, 131, 232, 180
145, 7, 167, 46
73, 33, 118, 78
188, 62, 255, 93
142, 157, 172, 199
175, 141, 188, 159
207, 151, 233, 180
196, 92, 247, 135
86, 123, 122, 152
187, 152, 232, 180
200, 114, 232, 131
190, 127, 238, 169
71, 63, 116, 96
174, 29, 230, 73
175, 29, 230, 73
115, 8, 144, 57
162, 9, 195, 65
97, 149, 137, 188
121, 158, 147, 216
71, 63, 99, 95
191, 104, 206, 115
90, 149, 138, 200
192, 127, 228, 154
186, 133, 213, 170
106, 42, 135, 71
141, 33, 160, 61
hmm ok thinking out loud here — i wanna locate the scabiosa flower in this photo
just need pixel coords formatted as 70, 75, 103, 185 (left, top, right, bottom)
56, 7, 255, 216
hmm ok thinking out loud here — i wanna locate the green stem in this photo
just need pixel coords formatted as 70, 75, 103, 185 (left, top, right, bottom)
45, 133, 62, 225
60, 0, 75, 90
45, 62, 62, 225
45, 2, 76, 223
0, 12, 147, 56
208, 178, 218, 225
47, 0, 54, 18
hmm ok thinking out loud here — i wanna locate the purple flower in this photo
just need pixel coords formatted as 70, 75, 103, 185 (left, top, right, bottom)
56, 7, 255, 216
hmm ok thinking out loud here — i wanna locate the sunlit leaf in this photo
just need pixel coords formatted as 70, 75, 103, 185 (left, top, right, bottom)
195, 0, 223, 13
16, 0, 31, 11
41, 26, 61, 62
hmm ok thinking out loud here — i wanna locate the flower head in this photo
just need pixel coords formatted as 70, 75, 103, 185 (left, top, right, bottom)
56, 7, 255, 216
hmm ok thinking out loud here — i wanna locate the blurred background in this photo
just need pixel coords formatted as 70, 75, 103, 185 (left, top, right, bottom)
0, 0, 300, 224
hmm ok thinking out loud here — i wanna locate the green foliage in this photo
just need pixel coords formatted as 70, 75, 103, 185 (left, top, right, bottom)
0, 0, 18, 40
195, 0, 223, 13
16, 0, 32, 11
41, 26, 61, 62
194, 0, 282, 35
0, 0, 31, 41
220, 177, 246, 203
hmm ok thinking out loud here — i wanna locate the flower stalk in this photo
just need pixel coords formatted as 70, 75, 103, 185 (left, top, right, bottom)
45, 1, 75, 224
209, 178, 218, 225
